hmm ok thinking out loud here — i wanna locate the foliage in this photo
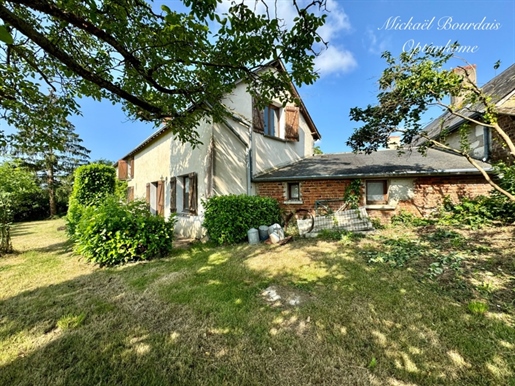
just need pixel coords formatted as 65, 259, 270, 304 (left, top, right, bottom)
313, 145, 323, 155
66, 163, 116, 236
74, 198, 175, 266
203, 194, 281, 245
348, 49, 515, 201
427, 252, 463, 279
0, 0, 328, 147
317, 228, 365, 244
390, 210, 436, 227
0, 160, 49, 221
467, 301, 488, 316
0, 193, 12, 254
365, 229, 465, 277
366, 237, 422, 267
343, 179, 362, 209
9, 101, 90, 217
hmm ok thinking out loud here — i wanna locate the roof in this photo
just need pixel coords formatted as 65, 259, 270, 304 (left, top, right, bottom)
117, 60, 321, 161
252, 148, 492, 181
422, 63, 515, 139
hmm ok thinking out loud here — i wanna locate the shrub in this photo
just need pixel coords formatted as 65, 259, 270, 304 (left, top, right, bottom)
203, 195, 281, 245
67, 164, 116, 236
74, 198, 175, 266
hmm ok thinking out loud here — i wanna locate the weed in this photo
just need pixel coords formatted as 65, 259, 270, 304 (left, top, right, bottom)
427, 252, 464, 279
468, 301, 488, 315
57, 312, 87, 330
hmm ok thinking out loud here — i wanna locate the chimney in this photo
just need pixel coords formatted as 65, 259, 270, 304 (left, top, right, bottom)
451, 64, 477, 108
387, 135, 401, 150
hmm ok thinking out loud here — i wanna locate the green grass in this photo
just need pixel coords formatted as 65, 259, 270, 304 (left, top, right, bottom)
0, 219, 514, 385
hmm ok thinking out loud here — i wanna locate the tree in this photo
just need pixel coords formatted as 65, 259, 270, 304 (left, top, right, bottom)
10, 95, 90, 217
313, 144, 323, 154
0, 160, 41, 253
348, 49, 515, 201
0, 0, 328, 147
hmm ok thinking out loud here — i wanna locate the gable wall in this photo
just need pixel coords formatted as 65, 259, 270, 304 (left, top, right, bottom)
445, 123, 488, 160
221, 77, 316, 180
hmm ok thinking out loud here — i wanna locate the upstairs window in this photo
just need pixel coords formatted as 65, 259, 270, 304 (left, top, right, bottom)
264, 105, 280, 137
366, 180, 388, 205
252, 98, 299, 142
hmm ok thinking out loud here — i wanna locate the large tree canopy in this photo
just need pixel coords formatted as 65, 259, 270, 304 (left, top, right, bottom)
348, 50, 515, 201
0, 0, 328, 146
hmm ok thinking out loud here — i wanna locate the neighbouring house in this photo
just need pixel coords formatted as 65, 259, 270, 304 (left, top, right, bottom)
419, 63, 515, 164
116, 61, 321, 238
253, 148, 493, 222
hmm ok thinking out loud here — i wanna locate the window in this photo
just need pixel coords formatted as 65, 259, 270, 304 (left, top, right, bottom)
252, 98, 300, 142
288, 182, 300, 200
170, 173, 198, 215
264, 105, 280, 137
366, 180, 388, 205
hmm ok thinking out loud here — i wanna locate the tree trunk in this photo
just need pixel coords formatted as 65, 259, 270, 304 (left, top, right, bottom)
47, 162, 56, 217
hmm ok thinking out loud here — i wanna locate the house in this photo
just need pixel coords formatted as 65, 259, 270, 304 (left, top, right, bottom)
419, 63, 515, 164
116, 61, 321, 238
253, 148, 493, 222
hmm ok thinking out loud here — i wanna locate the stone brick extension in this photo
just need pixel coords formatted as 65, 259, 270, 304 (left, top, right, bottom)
256, 175, 492, 223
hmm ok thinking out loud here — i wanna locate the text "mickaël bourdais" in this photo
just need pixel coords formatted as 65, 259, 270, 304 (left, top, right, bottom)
378, 16, 501, 31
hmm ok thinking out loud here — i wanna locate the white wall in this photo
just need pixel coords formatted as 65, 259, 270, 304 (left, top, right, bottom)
169, 119, 212, 239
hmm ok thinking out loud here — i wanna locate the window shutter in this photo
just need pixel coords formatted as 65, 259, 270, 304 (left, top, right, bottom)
157, 180, 164, 216
118, 159, 128, 180
127, 186, 134, 202
189, 172, 198, 215
145, 183, 150, 204
252, 98, 264, 134
169, 177, 177, 213
285, 107, 300, 142
130, 157, 135, 179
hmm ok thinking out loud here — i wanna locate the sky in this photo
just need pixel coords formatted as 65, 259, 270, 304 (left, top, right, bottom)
68, 0, 515, 162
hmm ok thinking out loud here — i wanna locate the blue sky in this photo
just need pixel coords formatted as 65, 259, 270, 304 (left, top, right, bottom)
70, 0, 515, 161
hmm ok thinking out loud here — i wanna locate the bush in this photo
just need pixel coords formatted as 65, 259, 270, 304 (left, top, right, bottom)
203, 195, 281, 245
74, 198, 175, 266
67, 164, 116, 236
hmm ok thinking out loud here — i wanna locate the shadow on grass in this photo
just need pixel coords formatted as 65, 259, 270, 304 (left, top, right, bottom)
0, 237, 514, 385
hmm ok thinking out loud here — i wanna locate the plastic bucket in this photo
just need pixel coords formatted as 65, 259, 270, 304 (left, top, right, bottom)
247, 228, 259, 244
258, 225, 269, 241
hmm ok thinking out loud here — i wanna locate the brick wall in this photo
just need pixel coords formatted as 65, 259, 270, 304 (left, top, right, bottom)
256, 179, 357, 213
373, 175, 492, 221
491, 114, 515, 165
256, 175, 491, 222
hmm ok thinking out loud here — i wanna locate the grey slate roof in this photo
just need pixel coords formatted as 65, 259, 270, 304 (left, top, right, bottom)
422, 63, 515, 139
252, 148, 492, 181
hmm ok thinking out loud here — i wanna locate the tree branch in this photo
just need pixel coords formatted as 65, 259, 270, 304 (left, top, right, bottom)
0, 2, 170, 119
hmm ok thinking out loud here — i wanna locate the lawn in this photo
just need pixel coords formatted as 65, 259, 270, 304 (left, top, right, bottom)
0, 219, 514, 385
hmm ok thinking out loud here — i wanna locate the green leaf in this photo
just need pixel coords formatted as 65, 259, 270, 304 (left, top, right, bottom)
0, 25, 13, 45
